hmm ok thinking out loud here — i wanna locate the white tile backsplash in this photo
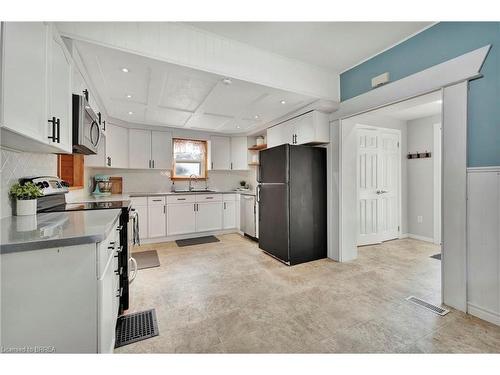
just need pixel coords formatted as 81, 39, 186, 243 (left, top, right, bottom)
84, 168, 253, 194
0, 147, 57, 218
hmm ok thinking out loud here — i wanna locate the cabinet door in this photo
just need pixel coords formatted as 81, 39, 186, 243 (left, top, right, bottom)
151, 131, 172, 169
147, 204, 166, 238
223, 201, 237, 229
167, 203, 196, 235
267, 122, 293, 148
196, 202, 223, 232
106, 124, 128, 168
230, 136, 248, 170
134, 205, 149, 240
128, 129, 151, 169
2, 22, 48, 142
98, 254, 115, 353
47, 27, 72, 153
210, 136, 231, 170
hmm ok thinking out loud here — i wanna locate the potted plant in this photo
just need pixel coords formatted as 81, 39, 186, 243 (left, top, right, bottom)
9, 182, 42, 216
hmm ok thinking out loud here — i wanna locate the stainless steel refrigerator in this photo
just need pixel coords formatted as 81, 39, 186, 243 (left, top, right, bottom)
257, 144, 327, 265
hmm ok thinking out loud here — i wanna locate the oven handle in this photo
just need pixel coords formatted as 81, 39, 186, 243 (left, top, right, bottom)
129, 257, 138, 284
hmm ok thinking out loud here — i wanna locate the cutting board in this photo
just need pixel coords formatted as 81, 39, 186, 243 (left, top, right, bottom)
110, 177, 123, 194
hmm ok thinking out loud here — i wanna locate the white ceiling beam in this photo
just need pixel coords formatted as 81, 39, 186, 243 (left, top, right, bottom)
56, 22, 339, 101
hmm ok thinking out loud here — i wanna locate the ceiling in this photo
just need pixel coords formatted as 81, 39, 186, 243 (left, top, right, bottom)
75, 41, 317, 134
186, 22, 433, 72
371, 91, 442, 121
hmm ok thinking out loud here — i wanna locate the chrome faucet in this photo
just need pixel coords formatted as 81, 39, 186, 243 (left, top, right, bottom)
188, 174, 197, 191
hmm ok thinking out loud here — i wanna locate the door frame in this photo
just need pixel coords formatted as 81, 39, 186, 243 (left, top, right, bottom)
355, 125, 402, 246
433, 122, 442, 245
327, 45, 491, 312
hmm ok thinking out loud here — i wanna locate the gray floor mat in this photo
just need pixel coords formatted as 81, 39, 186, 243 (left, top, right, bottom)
134, 250, 160, 270
176, 235, 220, 247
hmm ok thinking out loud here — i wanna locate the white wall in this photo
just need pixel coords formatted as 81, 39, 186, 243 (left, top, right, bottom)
407, 114, 441, 240
467, 167, 500, 325
0, 148, 57, 218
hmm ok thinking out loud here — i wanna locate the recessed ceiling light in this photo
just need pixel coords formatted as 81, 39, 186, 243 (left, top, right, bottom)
128, 111, 133, 115
236, 125, 241, 129
280, 100, 286, 104
126, 94, 132, 99
121, 68, 129, 73
436, 99, 443, 104
222, 78, 232, 85
254, 115, 259, 119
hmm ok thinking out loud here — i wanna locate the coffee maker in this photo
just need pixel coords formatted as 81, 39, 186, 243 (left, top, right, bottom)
92, 174, 112, 196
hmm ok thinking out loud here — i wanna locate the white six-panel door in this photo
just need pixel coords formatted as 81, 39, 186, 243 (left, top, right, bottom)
357, 128, 400, 246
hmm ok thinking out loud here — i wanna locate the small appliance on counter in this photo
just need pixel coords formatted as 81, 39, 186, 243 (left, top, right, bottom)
92, 174, 112, 196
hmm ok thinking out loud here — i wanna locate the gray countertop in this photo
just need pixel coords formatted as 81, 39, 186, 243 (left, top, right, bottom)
128, 190, 256, 197
0, 209, 121, 254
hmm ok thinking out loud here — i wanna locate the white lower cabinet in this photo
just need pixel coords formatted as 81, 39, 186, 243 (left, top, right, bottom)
148, 204, 167, 238
223, 201, 237, 229
196, 201, 223, 232
2, 221, 120, 353
167, 202, 196, 235
140, 193, 239, 240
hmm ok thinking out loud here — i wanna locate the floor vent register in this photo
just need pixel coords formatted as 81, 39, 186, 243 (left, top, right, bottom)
115, 309, 159, 348
406, 296, 450, 316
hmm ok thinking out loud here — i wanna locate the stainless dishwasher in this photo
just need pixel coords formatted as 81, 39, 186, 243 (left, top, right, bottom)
240, 194, 257, 239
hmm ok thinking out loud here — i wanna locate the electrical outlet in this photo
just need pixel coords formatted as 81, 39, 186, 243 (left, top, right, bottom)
417, 216, 423, 223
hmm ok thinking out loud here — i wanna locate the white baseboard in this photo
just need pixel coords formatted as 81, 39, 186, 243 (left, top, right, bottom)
400, 233, 409, 239
407, 233, 435, 243
468, 303, 500, 326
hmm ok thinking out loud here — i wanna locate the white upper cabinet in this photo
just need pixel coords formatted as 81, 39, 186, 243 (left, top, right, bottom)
210, 135, 248, 171
128, 129, 151, 169
47, 25, 73, 153
230, 136, 248, 170
266, 111, 330, 148
210, 136, 231, 170
151, 130, 172, 169
106, 124, 128, 168
1, 22, 74, 153
128, 129, 172, 169
1, 22, 49, 148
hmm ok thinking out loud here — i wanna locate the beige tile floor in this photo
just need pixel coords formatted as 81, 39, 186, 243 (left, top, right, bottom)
116, 234, 500, 353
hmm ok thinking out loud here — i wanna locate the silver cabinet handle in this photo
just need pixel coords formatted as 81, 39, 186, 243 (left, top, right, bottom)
205, 197, 213, 199
177, 198, 186, 201
376, 190, 389, 195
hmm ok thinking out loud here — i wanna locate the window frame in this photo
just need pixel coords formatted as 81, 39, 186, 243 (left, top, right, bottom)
171, 138, 208, 181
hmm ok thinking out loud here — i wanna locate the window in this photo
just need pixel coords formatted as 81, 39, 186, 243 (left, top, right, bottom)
172, 138, 207, 179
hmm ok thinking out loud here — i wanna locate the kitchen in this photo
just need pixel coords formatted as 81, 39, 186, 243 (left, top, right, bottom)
0, 21, 332, 353
1, 15, 500, 364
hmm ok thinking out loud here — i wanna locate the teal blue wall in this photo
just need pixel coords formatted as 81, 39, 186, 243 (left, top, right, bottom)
340, 22, 500, 167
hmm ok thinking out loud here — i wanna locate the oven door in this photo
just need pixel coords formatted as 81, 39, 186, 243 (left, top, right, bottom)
128, 209, 138, 283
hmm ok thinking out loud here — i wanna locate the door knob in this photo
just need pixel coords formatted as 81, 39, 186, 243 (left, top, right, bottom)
376, 190, 388, 194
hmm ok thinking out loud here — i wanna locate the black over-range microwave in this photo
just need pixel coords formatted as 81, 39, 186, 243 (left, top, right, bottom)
72, 92, 100, 155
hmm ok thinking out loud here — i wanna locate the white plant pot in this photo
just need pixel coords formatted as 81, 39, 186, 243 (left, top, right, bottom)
16, 199, 37, 216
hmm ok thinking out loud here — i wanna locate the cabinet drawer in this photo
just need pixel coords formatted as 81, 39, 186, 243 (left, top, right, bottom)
195, 194, 222, 202
148, 196, 166, 205
223, 193, 237, 201
130, 196, 148, 206
167, 194, 196, 204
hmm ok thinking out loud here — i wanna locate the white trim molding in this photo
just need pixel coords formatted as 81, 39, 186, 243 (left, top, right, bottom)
468, 304, 500, 326
467, 168, 500, 326
407, 233, 435, 243
332, 46, 491, 314
331, 45, 491, 121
